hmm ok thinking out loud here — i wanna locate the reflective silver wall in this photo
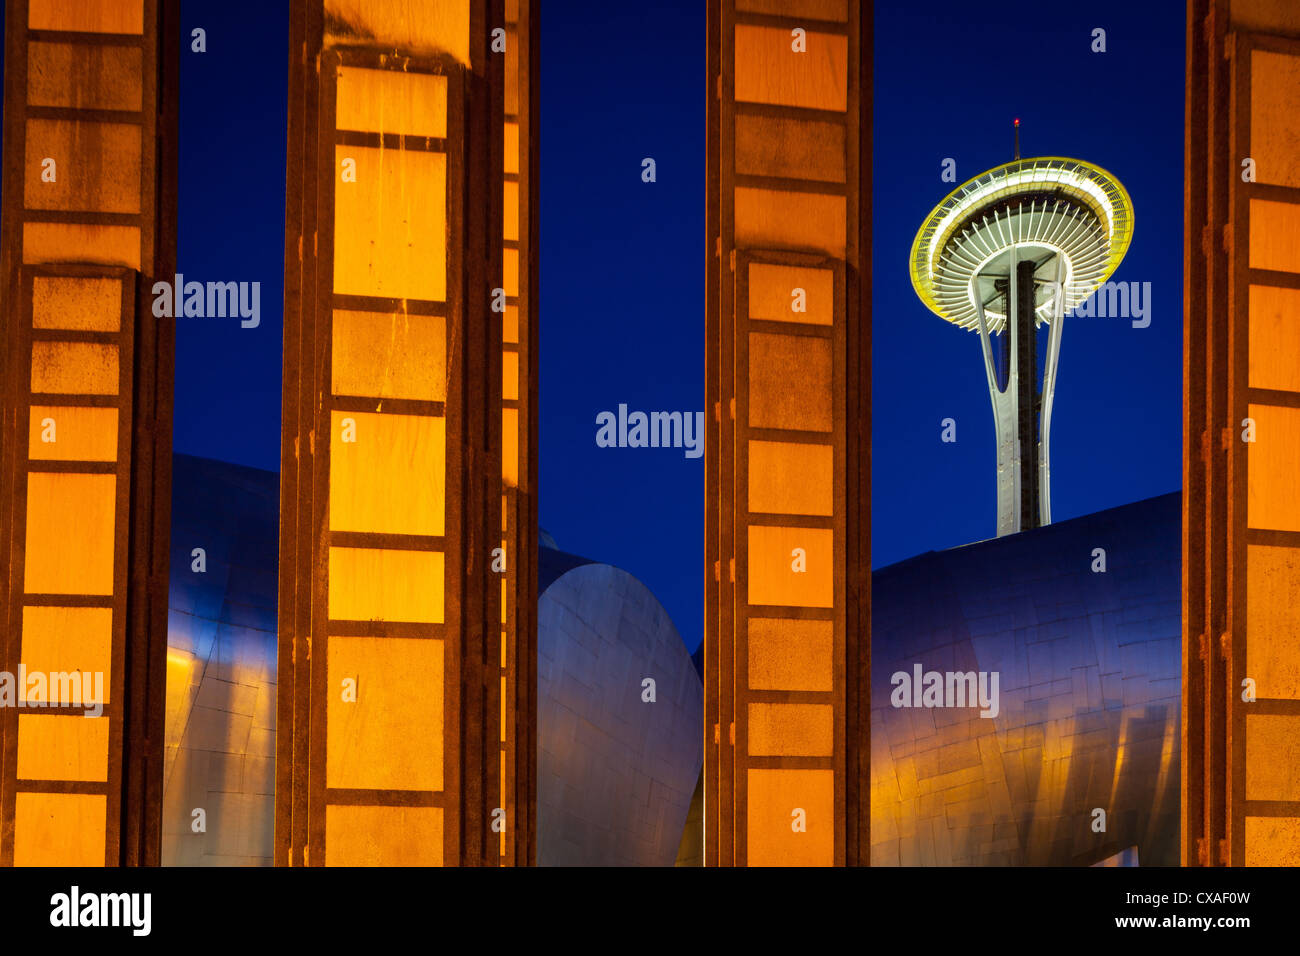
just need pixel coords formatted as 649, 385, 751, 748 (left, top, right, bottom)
871, 492, 1181, 866
537, 557, 703, 866
161, 454, 1177, 866
163, 454, 278, 866
161, 455, 704, 866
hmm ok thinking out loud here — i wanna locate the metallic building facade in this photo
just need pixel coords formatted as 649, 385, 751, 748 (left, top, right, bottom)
163, 455, 277, 866
872, 493, 1181, 866
537, 551, 702, 866
163, 457, 703, 866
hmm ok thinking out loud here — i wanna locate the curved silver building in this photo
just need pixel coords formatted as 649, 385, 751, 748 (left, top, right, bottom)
163, 455, 278, 866
161, 454, 702, 866
871, 492, 1181, 866
162, 453, 1175, 867
537, 546, 702, 866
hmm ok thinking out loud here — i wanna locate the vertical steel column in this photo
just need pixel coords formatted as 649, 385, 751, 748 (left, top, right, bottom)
1014, 258, 1039, 531
707, 0, 870, 867
277, 0, 519, 867
1038, 255, 1067, 528
0, 0, 176, 867
1184, 0, 1300, 867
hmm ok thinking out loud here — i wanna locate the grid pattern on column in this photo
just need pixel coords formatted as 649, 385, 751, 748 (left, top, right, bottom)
497, 0, 536, 867
1230, 29, 1300, 867
708, 0, 868, 867
2, 267, 133, 867
278, 0, 511, 868
733, 251, 844, 866
0, 0, 173, 868
1184, 0, 1300, 868
318, 50, 461, 867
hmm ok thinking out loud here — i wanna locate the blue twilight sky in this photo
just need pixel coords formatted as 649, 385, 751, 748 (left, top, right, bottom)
870, 0, 1185, 570
2, 1, 1184, 655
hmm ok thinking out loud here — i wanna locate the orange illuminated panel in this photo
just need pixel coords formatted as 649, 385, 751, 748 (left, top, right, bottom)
1244, 817, 1300, 866
20, 606, 113, 704
32, 275, 122, 331
749, 262, 834, 325
31, 341, 118, 395
24, 472, 116, 595
24, 119, 141, 214
504, 26, 518, 113
27, 41, 143, 111
326, 636, 444, 791
22, 222, 141, 270
736, 113, 846, 184
16, 714, 110, 781
748, 440, 832, 515
748, 703, 833, 756
504, 181, 519, 242
13, 793, 106, 866
736, 0, 847, 19
734, 25, 847, 111
1247, 544, 1300, 700
28, 0, 143, 34
748, 617, 833, 691
747, 525, 833, 607
1248, 285, 1300, 392
1250, 50, 1300, 190
323, 0, 470, 67
1249, 199, 1300, 274
327, 547, 444, 623
325, 805, 444, 866
504, 122, 519, 175
28, 406, 118, 461
332, 310, 447, 401
333, 145, 447, 302
335, 66, 448, 138
502, 408, 519, 487
735, 187, 846, 260
746, 768, 833, 866
503, 351, 519, 402
748, 332, 832, 431
1246, 403, 1300, 532
1244, 714, 1300, 801
503, 247, 519, 297
329, 410, 446, 536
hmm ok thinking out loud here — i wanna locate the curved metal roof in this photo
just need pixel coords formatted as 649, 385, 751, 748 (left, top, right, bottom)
909, 157, 1134, 333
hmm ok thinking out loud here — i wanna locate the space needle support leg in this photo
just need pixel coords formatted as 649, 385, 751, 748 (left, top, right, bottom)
1038, 254, 1066, 527
974, 276, 1018, 538
973, 287, 1002, 398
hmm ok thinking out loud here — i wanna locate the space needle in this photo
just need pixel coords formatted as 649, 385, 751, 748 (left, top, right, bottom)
909, 124, 1134, 537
